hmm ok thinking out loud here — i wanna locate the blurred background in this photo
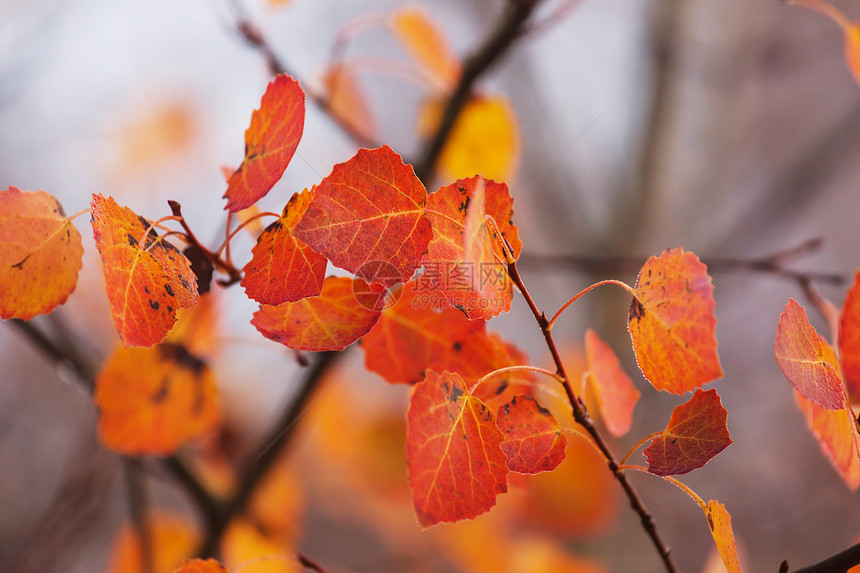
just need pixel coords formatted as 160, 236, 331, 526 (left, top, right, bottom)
1, 0, 860, 571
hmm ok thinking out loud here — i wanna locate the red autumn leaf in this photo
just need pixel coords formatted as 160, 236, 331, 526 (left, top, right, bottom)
839, 271, 860, 403
406, 370, 509, 527
775, 298, 845, 410
497, 395, 566, 474
252, 276, 384, 352
627, 248, 723, 394
423, 176, 522, 319
241, 188, 327, 305
643, 389, 732, 476
0, 187, 83, 320
293, 145, 431, 286
794, 390, 860, 490
224, 74, 305, 212
585, 329, 640, 437
704, 500, 742, 573
173, 559, 229, 573
95, 343, 220, 455
90, 194, 197, 347
361, 280, 485, 384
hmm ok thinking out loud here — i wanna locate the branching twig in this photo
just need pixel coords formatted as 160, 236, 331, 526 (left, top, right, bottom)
413, 0, 545, 182
506, 258, 678, 573
123, 459, 154, 573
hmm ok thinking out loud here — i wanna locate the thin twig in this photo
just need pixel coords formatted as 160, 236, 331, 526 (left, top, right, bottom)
784, 541, 860, 572
506, 258, 678, 573
413, 0, 545, 182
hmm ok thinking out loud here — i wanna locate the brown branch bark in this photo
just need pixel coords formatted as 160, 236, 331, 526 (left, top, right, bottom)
783, 541, 860, 572
506, 259, 678, 573
413, 0, 545, 182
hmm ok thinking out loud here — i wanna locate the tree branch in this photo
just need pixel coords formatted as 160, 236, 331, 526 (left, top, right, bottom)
506, 259, 678, 573
123, 458, 154, 573
784, 541, 860, 572
413, 0, 545, 182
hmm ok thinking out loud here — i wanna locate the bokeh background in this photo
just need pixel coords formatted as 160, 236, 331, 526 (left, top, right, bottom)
2, 0, 859, 571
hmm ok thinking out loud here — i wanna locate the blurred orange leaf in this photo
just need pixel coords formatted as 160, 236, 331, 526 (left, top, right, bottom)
322, 64, 378, 143
221, 520, 302, 573
118, 99, 196, 175
91, 194, 197, 347
584, 329, 640, 437
108, 513, 197, 573
794, 389, 860, 490
424, 176, 521, 319
173, 559, 229, 573
643, 389, 732, 476
391, 7, 461, 90
627, 248, 723, 394
406, 370, 508, 527
294, 145, 431, 286
839, 271, 860, 403
252, 276, 384, 351
497, 395, 567, 474
96, 343, 220, 455
0, 187, 83, 320
361, 281, 486, 384
419, 95, 520, 182
704, 500, 742, 573
242, 188, 327, 305
775, 298, 845, 410
224, 74, 305, 212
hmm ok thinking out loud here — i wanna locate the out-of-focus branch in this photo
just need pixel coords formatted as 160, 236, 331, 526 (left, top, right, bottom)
124, 459, 154, 573
413, 0, 546, 182
781, 540, 860, 572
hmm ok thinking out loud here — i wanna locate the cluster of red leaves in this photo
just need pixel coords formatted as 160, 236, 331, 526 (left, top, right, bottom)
775, 280, 860, 489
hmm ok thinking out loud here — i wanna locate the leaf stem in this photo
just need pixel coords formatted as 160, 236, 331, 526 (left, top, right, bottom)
620, 431, 663, 466
547, 279, 636, 330
168, 200, 243, 286
506, 258, 679, 573
214, 210, 281, 259
469, 365, 562, 394
618, 464, 707, 510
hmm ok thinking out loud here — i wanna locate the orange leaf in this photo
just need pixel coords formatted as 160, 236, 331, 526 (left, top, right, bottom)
90, 194, 197, 347
361, 280, 486, 384
221, 520, 302, 573
775, 298, 845, 410
252, 275, 384, 351
643, 389, 732, 476
424, 176, 521, 319
704, 500, 742, 573
224, 74, 305, 212
839, 271, 860, 403
497, 395, 566, 474
241, 188, 327, 305
173, 559, 229, 573
627, 248, 723, 394
391, 7, 461, 90
108, 513, 197, 573
794, 389, 860, 490
584, 329, 640, 437
406, 370, 508, 527
0, 187, 83, 320
322, 64, 378, 143
418, 95, 520, 182
95, 343, 220, 455
293, 145, 431, 286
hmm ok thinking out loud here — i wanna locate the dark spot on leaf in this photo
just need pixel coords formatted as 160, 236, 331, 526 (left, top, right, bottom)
127, 234, 138, 248
452, 341, 462, 352
158, 343, 206, 375
151, 376, 171, 403
11, 255, 30, 269
149, 300, 160, 310
448, 382, 464, 403
144, 286, 150, 294
164, 283, 175, 297
707, 514, 714, 532
629, 298, 645, 322
495, 380, 508, 395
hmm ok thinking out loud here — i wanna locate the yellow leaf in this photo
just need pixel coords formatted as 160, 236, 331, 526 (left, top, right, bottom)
704, 500, 742, 573
391, 7, 461, 90
418, 95, 520, 182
